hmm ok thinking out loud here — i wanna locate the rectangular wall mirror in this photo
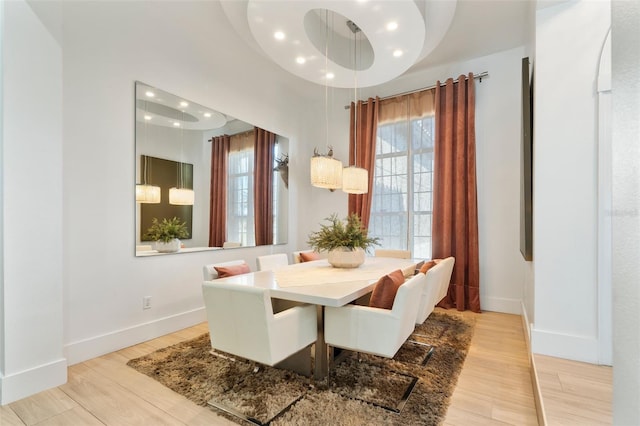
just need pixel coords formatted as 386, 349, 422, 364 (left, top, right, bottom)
135, 81, 289, 256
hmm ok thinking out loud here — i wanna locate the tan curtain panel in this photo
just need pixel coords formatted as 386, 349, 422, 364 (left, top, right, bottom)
432, 73, 481, 313
378, 90, 435, 124
254, 128, 276, 246
209, 134, 230, 247
229, 130, 254, 153
348, 97, 379, 229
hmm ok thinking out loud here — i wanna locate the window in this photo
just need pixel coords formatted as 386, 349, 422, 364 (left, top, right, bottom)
369, 116, 434, 259
227, 146, 255, 246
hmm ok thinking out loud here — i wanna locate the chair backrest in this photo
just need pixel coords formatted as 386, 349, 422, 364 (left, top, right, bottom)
202, 280, 274, 362
390, 272, 427, 341
415, 257, 455, 324
375, 249, 412, 259
436, 257, 455, 302
256, 253, 289, 271
202, 259, 247, 280
222, 241, 241, 248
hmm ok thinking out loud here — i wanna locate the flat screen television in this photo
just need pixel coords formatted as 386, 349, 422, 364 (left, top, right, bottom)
520, 57, 533, 261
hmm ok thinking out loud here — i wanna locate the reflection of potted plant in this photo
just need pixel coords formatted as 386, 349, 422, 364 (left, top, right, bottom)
307, 213, 380, 268
144, 217, 189, 253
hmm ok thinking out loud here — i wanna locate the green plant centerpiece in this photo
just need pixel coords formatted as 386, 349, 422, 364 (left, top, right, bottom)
307, 213, 380, 268
144, 217, 189, 253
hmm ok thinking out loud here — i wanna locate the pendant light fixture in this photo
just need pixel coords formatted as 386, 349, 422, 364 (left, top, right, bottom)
136, 98, 161, 203
310, 10, 343, 191
169, 108, 195, 205
342, 20, 368, 195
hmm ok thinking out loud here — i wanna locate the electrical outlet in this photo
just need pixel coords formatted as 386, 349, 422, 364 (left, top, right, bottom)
143, 296, 152, 310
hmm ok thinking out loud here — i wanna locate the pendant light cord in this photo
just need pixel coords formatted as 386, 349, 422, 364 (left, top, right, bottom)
324, 10, 330, 154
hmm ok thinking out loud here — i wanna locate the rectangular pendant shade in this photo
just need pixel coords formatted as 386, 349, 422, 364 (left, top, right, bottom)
342, 166, 368, 194
169, 187, 195, 205
310, 156, 343, 189
136, 184, 161, 203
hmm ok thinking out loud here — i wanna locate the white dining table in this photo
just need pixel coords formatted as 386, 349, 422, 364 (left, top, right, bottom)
211, 256, 419, 379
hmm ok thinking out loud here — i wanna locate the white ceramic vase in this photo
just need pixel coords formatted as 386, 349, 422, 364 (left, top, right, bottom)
327, 247, 365, 268
155, 238, 181, 253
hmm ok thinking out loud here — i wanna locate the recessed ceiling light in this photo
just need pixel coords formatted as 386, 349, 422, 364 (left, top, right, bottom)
145, 91, 155, 98
173, 122, 181, 127
179, 101, 188, 107
274, 31, 285, 40
296, 56, 306, 64
204, 112, 212, 118
387, 22, 398, 31
144, 115, 152, 120
326, 72, 335, 79
393, 49, 403, 57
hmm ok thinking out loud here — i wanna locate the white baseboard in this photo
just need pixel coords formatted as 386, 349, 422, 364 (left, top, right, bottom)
481, 296, 522, 315
521, 302, 547, 426
65, 307, 206, 366
531, 327, 599, 364
1, 358, 67, 405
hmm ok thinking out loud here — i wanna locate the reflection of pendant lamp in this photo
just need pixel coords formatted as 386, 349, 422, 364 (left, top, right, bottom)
310, 10, 343, 191
342, 20, 368, 195
169, 109, 195, 205
169, 162, 195, 205
136, 155, 161, 204
136, 97, 161, 203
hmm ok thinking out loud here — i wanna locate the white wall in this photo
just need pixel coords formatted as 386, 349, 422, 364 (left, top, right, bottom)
59, 1, 311, 366
1, 0, 66, 404
532, 0, 610, 363
611, 0, 640, 422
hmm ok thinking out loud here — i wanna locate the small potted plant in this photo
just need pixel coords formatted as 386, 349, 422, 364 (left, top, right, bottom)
307, 213, 380, 268
144, 217, 190, 253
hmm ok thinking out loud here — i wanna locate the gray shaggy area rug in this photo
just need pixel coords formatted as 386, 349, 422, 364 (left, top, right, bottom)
127, 311, 475, 425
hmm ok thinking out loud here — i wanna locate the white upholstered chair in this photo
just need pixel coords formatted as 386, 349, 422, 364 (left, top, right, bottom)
222, 241, 241, 248
375, 249, 412, 259
202, 259, 247, 280
256, 253, 289, 271
415, 257, 455, 324
202, 280, 317, 366
324, 272, 427, 358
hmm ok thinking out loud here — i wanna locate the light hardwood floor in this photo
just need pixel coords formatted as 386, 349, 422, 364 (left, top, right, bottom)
0, 310, 611, 425
534, 354, 612, 425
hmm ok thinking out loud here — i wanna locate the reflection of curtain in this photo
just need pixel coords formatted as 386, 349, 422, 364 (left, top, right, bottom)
348, 97, 379, 229
254, 128, 276, 245
433, 73, 480, 313
209, 135, 230, 247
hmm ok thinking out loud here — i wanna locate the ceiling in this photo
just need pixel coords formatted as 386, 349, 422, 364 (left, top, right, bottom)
221, 0, 534, 90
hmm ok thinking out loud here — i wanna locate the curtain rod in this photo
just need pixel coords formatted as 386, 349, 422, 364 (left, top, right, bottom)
208, 128, 254, 142
343, 71, 489, 109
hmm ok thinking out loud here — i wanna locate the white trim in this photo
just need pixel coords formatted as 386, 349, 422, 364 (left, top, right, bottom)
531, 327, 600, 364
64, 308, 206, 365
596, 28, 613, 366
481, 296, 522, 315
521, 302, 548, 426
0, 358, 67, 405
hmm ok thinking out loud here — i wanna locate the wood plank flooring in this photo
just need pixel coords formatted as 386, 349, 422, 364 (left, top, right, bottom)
1, 310, 611, 425
534, 354, 612, 425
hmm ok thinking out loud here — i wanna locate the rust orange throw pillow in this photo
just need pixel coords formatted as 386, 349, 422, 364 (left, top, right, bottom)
299, 251, 322, 262
214, 263, 250, 278
419, 260, 437, 274
369, 269, 405, 310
